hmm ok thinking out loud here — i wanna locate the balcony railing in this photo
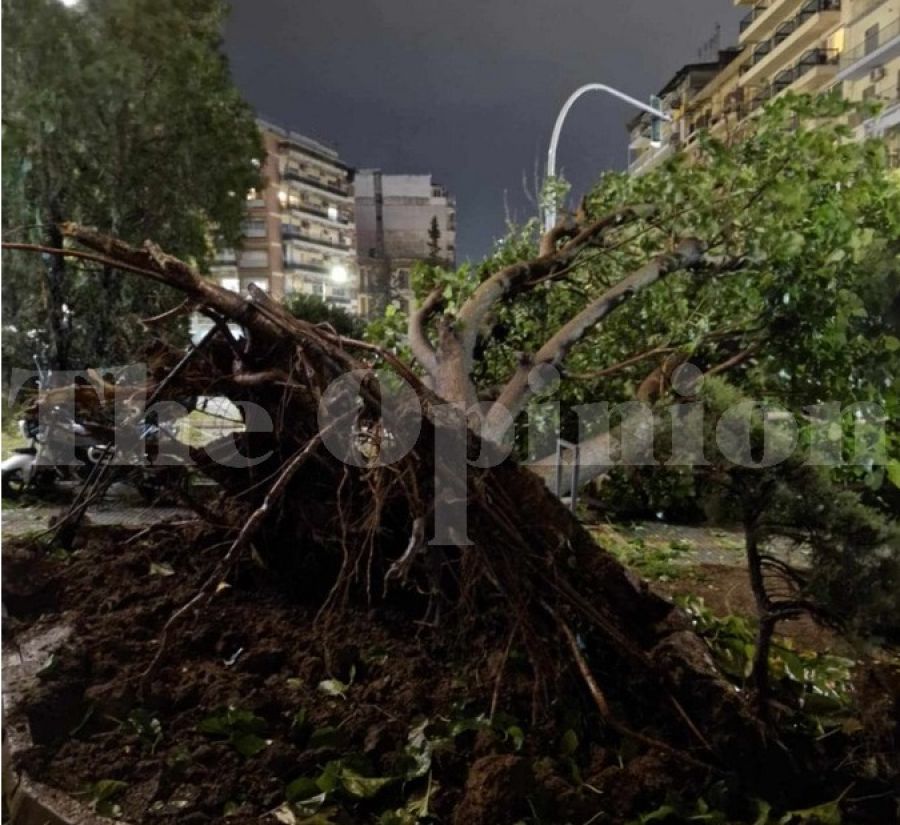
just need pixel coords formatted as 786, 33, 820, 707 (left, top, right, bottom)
289, 203, 352, 225
795, 46, 840, 77
282, 170, 351, 198
740, 3, 768, 33
284, 261, 330, 275
747, 0, 841, 71
282, 225, 352, 251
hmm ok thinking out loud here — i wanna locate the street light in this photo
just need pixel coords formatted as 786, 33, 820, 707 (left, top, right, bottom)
544, 84, 671, 230
330, 264, 348, 284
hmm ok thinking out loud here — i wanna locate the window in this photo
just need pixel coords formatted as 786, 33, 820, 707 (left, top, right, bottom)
220, 277, 240, 293
395, 269, 410, 290
243, 219, 266, 238
864, 24, 879, 56
239, 250, 269, 269
328, 205, 339, 221
862, 84, 877, 101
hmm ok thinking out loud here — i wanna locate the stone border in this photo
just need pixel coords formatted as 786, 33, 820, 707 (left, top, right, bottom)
3, 621, 129, 825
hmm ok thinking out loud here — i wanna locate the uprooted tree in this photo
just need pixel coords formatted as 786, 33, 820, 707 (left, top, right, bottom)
4, 94, 899, 811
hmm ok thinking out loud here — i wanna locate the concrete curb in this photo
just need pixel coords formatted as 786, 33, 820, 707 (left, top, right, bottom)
3, 621, 129, 825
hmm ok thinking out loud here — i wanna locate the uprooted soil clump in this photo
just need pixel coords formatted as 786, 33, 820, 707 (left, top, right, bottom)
5, 524, 899, 825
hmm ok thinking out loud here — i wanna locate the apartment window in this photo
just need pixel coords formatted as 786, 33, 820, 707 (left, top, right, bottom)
239, 250, 269, 268
328, 205, 339, 221
864, 24, 879, 56
242, 219, 266, 238
862, 84, 877, 101
396, 269, 410, 290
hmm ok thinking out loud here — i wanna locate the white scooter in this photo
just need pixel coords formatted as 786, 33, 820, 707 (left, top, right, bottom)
1, 411, 93, 499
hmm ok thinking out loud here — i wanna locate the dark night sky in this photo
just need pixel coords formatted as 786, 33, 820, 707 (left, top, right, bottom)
224, 1, 742, 262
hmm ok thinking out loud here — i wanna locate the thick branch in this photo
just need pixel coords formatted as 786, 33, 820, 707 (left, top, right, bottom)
483, 239, 705, 441
407, 286, 444, 376
455, 206, 646, 357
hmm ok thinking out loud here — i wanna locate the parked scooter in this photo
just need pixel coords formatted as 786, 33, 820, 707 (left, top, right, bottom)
2, 360, 189, 501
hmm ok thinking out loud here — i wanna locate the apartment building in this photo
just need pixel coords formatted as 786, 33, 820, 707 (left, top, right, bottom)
735, 0, 844, 109
211, 119, 358, 311
628, 50, 743, 174
835, 0, 900, 161
355, 171, 457, 318
628, 0, 900, 175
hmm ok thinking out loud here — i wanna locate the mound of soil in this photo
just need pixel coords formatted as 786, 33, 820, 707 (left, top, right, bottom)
4, 525, 706, 825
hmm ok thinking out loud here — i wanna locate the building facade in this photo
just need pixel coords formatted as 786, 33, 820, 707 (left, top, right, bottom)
628, 0, 900, 175
835, 0, 900, 161
628, 51, 742, 175
355, 171, 457, 317
212, 119, 358, 311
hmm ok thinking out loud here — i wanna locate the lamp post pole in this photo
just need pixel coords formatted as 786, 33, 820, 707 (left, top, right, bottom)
544, 84, 671, 231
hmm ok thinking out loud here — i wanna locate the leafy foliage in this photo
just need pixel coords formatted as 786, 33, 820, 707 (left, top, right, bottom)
2, 0, 263, 370
197, 706, 269, 757
284, 294, 367, 339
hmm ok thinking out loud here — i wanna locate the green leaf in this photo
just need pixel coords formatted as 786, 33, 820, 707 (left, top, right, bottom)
308, 726, 344, 749
197, 716, 228, 736
339, 767, 394, 799
285, 777, 322, 804
317, 678, 349, 699
232, 731, 268, 757
886, 460, 900, 489
560, 728, 578, 756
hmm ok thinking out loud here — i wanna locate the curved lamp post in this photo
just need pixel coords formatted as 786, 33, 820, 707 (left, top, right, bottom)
544, 84, 671, 230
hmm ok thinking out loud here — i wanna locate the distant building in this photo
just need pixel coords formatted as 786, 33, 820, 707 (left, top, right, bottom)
835, 0, 900, 162
628, 0, 899, 175
355, 171, 457, 318
210, 119, 358, 311
628, 51, 742, 175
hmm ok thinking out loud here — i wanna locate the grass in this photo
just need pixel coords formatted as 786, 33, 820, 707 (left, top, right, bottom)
591, 525, 695, 581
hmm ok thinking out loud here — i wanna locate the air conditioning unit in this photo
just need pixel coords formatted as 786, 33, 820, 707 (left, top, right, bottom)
870, 66, 887, 83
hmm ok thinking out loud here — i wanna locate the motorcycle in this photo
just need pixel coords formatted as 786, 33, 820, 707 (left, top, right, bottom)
1, 402, 189, 503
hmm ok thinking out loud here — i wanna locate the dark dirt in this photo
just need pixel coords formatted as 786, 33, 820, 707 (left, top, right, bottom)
5, 525, 899, 825
3, 525, 712, 825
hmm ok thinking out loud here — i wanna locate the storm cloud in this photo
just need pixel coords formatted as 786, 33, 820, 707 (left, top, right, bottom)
224, 0, 741, 261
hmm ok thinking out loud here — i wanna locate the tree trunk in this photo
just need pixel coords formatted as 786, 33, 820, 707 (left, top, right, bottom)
43, 214, 70, 371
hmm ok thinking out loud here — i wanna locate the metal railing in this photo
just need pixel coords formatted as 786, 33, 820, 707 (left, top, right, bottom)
289, 203, 352, 225
282, 170, 351, 198
282, 226, 352, 251
749, 0, 841, 70
740, 3, 768, 33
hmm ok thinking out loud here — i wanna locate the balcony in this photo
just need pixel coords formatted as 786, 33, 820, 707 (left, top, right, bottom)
739, 0, 841, 87
836, 16, 900, 82
282, 170, 351, 199
739, 0, 802, 45
284, 261, 330, 276
628, 142, 673, 176
740, 5, 767, 34
289, 203, 353, 226
282, 225, 353, 252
